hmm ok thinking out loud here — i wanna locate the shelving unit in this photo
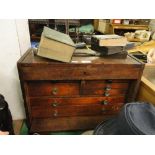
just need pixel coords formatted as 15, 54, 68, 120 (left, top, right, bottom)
28, 19, 81, 42
110, 24, 149, 35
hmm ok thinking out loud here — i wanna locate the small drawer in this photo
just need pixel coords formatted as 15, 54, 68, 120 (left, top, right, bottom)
81, 80, 129, 96
27, 81, 80, 97
82, 88, 128, 96
81, 80, 129, 89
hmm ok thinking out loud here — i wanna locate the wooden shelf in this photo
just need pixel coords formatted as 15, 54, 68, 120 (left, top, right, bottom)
110, 24, 149, 34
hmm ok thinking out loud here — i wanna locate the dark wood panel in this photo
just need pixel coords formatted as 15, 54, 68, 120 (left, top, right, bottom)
83, 80, 129, 89
17, 48, 141, 65
29, 96, 125, 107
27, 81, 80, 97
20, 65, 141, 80
31, 103, 124, 118
81, 88, 127, 96
30, 115, 115, 133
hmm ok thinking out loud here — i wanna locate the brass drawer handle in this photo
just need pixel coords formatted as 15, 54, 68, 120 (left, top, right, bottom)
52, 87, 58, 95
51, 102, 58, 107
53, 110, 58, 117
101, 100, 108, 105
104, 92, 110, 97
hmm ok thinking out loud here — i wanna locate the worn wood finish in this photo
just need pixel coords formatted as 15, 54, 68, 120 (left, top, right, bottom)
31, 103, 123, 118
30, 115, 115, 133
29, 96, 125, 107
27, 81, 80, 97
20, 65, 141, 80
17, 48, 144, 133
82, 80, 129, 89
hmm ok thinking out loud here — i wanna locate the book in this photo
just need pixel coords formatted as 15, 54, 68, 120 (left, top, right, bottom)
91, 35, 128, 47
37, 27, 76, 62
91, 44, 123, 54
73, 48, 98, 56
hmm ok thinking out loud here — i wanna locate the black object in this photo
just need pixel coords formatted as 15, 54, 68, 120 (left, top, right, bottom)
82, 35, 92, 45
75, 42, 86, 49
131, 51, 147, 63
94, 102, 155, 135
91, 44, 125, 55
0, 94, 14, 135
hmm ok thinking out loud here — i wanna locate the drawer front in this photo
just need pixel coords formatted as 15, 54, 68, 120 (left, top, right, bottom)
82, 80, 129, 89
81, 80, 129, 96
29, 96, 125, 107
82, 89, 127, 96
31, 103, 124, 119
21, 64, 141, 80
27, 81, 80, 97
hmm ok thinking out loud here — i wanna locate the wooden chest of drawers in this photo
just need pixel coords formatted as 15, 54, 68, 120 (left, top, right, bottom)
17, 48, 144, 133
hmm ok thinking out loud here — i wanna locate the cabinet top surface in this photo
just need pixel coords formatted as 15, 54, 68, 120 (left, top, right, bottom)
18, 48, 142, 66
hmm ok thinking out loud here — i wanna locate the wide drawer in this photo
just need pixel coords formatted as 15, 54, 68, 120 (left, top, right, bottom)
31, 102, 124, 118
29, 96, 125, 107
20, 64, 141, 80
27, 81, 80, 97
29, 96, 125, 119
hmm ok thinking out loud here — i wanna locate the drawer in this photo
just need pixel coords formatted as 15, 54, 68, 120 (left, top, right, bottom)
29, 96, 125, 107
27, 81, 80, 97
81, 80, 129, 96
31, 103, 124, 119
21, 64, 141, 80
81, 80, 129, 89
82, 89, 127, 96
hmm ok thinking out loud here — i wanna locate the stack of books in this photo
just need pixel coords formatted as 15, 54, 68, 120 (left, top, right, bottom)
91, 35, 128, 58
37, 26, 76, 62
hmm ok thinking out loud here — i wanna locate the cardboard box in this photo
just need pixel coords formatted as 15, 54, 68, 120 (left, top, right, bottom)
94, 19, 110, 34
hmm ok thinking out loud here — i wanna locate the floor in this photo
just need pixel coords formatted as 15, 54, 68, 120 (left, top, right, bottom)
13, 120, 23, 135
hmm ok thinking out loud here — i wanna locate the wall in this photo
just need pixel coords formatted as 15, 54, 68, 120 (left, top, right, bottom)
0, 19, 31, 120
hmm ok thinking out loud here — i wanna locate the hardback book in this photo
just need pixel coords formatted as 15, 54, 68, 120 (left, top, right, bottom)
73, 48, 98, 56
91, 35, 127, 57
91, 44, 127, 58
37, 26, 76, 62
91, 35, 128, 47
91, 44, 125, 55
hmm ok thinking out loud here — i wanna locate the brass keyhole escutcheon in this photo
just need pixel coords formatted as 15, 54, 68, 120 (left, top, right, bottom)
51, 102, 58, 107
105, 85, 111, 91
104, 92, 110, 97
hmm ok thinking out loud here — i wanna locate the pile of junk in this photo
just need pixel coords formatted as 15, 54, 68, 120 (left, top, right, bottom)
127, 19, 155, 64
